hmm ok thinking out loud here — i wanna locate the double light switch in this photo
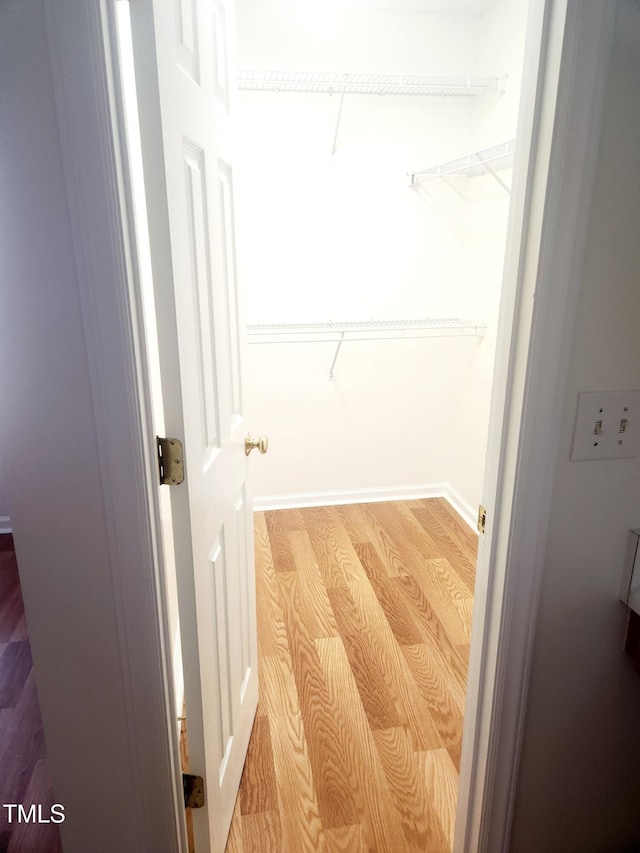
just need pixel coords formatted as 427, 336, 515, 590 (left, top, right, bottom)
571, 390, 640, 461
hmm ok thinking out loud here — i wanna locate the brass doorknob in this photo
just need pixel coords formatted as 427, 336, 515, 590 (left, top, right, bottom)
245, 433, 269, 456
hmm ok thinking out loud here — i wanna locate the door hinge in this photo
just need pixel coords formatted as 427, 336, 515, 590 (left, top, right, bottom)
477, 504, 487, 535
182, 773, 205, 809
157, 436, 184, 486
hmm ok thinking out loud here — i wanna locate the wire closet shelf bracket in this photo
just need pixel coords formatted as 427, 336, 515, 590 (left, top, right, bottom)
408, 139, 516, 193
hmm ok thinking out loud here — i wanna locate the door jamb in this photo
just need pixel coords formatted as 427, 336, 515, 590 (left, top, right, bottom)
455, 1, 616, 850
41, 0, 188, 849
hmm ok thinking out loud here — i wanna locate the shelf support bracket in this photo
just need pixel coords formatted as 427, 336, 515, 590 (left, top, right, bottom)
331, 90, 346, 156
475, 153, 511, 194
329, 332, 345, 380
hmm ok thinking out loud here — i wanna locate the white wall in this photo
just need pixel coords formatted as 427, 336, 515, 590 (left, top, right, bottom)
235, 0, 479, 76
509, 2, 640, 849
471, 0, 529, 148
444, 0, 529, 512
234, 0, 478, 329
234, 0, 528, 513
235, 92, 470, 326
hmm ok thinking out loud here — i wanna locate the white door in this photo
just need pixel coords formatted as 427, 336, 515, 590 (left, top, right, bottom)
125, 1, 258, 850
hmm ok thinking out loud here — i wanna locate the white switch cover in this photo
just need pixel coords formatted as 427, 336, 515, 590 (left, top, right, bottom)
571, 390, 640, 461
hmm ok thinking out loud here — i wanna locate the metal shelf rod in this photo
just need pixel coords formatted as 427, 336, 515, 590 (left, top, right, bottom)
246, 319, 487, 378
237, 70, 500, 98
247, 331, 485, 343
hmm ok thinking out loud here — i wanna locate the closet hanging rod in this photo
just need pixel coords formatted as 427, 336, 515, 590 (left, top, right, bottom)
237, 70, 500, 97
247, 318, 487, 343
246, 318, 486, 380
408, 139, 516, 187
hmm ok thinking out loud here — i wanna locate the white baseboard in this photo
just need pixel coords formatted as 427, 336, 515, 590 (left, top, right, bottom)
253, 482, 478, 533
0, 516, 11, 535
442, 486, 478, 532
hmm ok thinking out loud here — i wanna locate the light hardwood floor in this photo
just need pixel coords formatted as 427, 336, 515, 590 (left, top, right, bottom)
225, 498, 477, 853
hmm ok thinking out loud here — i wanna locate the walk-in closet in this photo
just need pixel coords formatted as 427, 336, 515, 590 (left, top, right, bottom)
233, 0, 527, 519
227, 0, 529, 850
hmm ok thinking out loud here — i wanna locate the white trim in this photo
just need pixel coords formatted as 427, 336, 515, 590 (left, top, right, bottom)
455, 0, 558, 843
253, 482, 479, 531
442, 487, 478, 533
43, 2, 185, 850
253, 482, 446, 510
0, 517, 11, 535
455, 2, 617, 852
486, 5, 616, 849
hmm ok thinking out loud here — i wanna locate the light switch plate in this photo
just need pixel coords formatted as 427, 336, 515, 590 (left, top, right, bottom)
571, 390, 640, 461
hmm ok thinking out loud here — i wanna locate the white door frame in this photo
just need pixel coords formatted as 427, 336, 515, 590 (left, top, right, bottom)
455, 1, 616, 850
4, 1, 186, 850
3, 0, 614, 850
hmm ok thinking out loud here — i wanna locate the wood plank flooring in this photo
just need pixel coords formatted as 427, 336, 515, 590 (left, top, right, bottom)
0, 535, 62, 853
226, 498, 477, 853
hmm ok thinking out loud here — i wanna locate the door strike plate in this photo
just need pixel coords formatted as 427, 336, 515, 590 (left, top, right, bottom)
183, 773, 205, 809
157, 437, 184, 486
477, 504, 487, 535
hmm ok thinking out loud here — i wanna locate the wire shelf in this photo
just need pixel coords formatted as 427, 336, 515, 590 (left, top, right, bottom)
237, 70, 499, 97
409, 139, 516, 185
247, 318, 486, 379
247, 318, 487, 344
